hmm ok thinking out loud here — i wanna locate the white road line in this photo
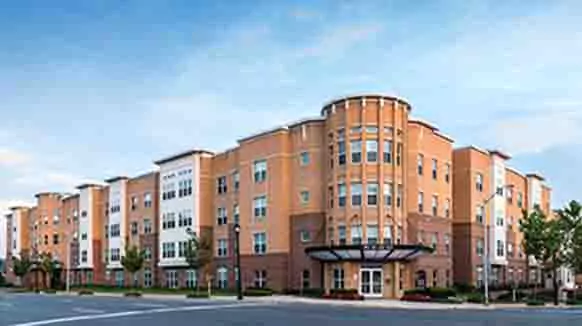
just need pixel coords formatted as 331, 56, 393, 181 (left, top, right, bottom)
10, 302, 266, 326
131, 303, 168, 308
71, 308, 105, 314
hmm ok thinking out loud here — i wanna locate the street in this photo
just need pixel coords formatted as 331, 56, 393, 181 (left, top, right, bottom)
2, 293, 582, 326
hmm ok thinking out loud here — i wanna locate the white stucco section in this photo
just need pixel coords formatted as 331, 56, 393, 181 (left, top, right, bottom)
158, 155, 201, 267
490, 156, 507, 265
527, 178, 542, 211
107, 180, 128, 269
0, 214, 6, 260
78, 188, 93, 269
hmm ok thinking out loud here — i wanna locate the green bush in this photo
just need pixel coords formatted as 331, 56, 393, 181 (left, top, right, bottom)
7, 288, 30, 293
495, 290, 527, 303
77, 290, 94, 296
330, 288, 359, 295
243, 288, 274, 297
466, 293, 484, 303
526, 299, 546, 306
566, 299, 582, 306
186, 292, 210, 299
124, 291, 142, 297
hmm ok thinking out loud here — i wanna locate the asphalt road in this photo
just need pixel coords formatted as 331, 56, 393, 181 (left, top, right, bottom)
1, 293, 582, 326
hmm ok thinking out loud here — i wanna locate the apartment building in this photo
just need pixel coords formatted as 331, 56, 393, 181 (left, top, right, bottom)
452, 147, 554, 288
4, 206, 32, 284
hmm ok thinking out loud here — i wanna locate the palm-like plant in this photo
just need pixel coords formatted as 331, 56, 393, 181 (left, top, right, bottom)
121, 245, 146, 288
39, 252, 58, 290
12, 251, 33, 287
184, 233, 213, 295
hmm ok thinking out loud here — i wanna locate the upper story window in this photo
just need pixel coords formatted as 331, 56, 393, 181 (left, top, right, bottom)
131, 196, 138, 211
217, 239, 228, 257
217, 176, 227, 194
253, 232, 267, 255
445, 199, 451, 218
233, 203, 240, 224
350, 125, 362, 134
338, 225, 347, 245
496, 240, 505, 257
476, 239, 484, 256
476, 206, 484, 224
110, 224, 121, 237
366, 140, 378, 163
351, 182, 362, 206
131, 221, 139, 235
178, 209, 193, 227
338, 141, 346, 166
300, 190, 310, 204
366, 225, 378, 245
217, 207, 228, 225
162, 213, 176, 230
383, 126, 393, 135
300, 152, 310, 166
517, 192, 523, 208
338, 183, 346, 207
418, 191, 424, 213
445, 163, 451, 183
253, 160, 267, 183
178, 179, 193, 197
144, 193, 152, 208
432, 195, 438, 216
351, 140, 362, 163
253, 196, 267, 221
233, 171, 240, 191
144, 219, 152, 234
496, 214, 504, 227
417, 154, 424, 175
383, 183, 393, 206
383, 140, 392, 163
432, 159, 438, 180
506, 187, 513, 203
367, 182, 378, 206
162, 183, 176, 200
351, 224, 362, 245
365, 126, 379, 134
397, 185, 403, 208
476, 173, 484, 192
396, 143, 402, 166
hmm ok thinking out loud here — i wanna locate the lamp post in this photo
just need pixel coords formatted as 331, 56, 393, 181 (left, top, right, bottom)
482, 184, 514, 306
234, 223, 242, 300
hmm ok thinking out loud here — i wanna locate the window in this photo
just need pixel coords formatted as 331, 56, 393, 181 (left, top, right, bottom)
162, 242, 176, 259
476, 206, 484, 224
115, 271, 124, 287
300, 152, 310, 166
351, 224, 362, 245
233, 171, 240, 191
333, 268, 345, 289
253, 160, 267, 183
507, 187, 513, 203
396, 143, 402, 166
445, 199, 451, 218
178, 179, 193, 197
165, 270, 178, 289
300, 191, 310, 204
507, 242, 514, 257
178, 241, 187, 257
217, 267, 228, 289
144, 268, 152, 288
178, 210, 192, 227
496, 240, 505, 257
81, 210, 88, 218
433, 270, 438, 287
432, 159, 438, 180
338, 183, 346, 207
110, 223, 121, 237
367, 182, 378, 206
365, 125, 378, 133
338, 140, 346, 165
254, 270, 267, 288
104, 224, 109, 238
476, 239, 484, 256
397, 185, 403, 208
338, 225, 347, 245
383, 225, 392, 246
302, 270, 310, 289
233, 204, 240, 224
366, 139, 378, 162
186, 269, 197, 289
432, 195, 438, 216
367, 225, 378, 245
217, 207, 228, 225
110, 248, 121, 262
383, 126, 393, 135
476, 173, 484, 192
144, 193, 152, 208
445, 163, 450, 183
418, 230, 424, 243
350, 125, 362, 134
351, 182, 362, 206
87, 271, 93, 286
144, 247, 152, 260
496, 214, 504, 227
253, 196, 267, 220
351, 140, 362, 163
110, 200, 121, 213
131, 221, 138, 235
217, 176, 228, 194
81, 250, 87, 263
162, 183, 176, 200
217, 239, 228, 257
418, 192, 424, 213
328, 226, 334, 244
300, 230, 311, 243
383, 183, 393, 206
444, 234, 450, 255
131, 196, 138, 210
144, 219, 152, 234
162, 212, 176, 229
329, 186, 334, 208
104, 250, 109, 263
383, 140, 392, 163
517, 192, 523, 208
431, 233, 438, 252
52, 233, 59, 245
253, 232, 267, 254
417, 154, 424, 175
81, 233, 87, 240
397, 226, 402, 244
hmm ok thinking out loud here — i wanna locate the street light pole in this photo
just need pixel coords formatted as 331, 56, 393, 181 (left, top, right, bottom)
234, 223, 242, 300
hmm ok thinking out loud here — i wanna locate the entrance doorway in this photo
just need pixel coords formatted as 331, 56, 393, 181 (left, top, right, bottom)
359, 268, 383, 297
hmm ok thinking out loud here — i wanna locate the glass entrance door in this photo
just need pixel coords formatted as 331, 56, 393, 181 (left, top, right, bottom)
360, 268, 383, 297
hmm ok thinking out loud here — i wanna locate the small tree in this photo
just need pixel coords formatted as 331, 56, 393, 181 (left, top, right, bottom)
558, 201, 582, 299
12, 251, 33, 287
184, 233, 213, 295
121, 245, 145, 288
520, 205, 547, 299
39, 252, 58, 290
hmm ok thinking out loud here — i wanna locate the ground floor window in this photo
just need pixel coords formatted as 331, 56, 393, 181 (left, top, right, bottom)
254, 270, 267, 289
432, 270, 438, 287
302, 270, 310, 289
115, 270, 124, 287
217, 267, 228, 289
144, 268, 153, 288
476, 267, 484, 288
166, 270, 178, 289
415, 270, 427, 288
333, 267, 345, 289
445, 270, 451, 287
87, 271, 93, 286
399, 266, 405, 290
186, 269, 197, 289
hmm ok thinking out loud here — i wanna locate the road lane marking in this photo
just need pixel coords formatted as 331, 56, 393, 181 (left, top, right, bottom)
10, 302, 266, 326
71, 308, 105, 314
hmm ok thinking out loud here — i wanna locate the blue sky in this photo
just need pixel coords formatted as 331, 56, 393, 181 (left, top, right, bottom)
0, 0, 581, 215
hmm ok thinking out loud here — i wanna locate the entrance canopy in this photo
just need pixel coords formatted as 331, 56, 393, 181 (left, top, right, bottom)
305, 244, 433, 263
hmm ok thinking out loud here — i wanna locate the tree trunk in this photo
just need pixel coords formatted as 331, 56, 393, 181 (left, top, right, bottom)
552, 256, 559, 306
533, 267, 538, 300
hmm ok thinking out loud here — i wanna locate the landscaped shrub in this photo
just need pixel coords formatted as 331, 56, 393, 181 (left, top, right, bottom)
124, 291, 142, 297
401, 293, 431, 302
43, 289, 57, 294
566, 299, 582, 306
243, 288, 274, 297
403, 287, 457, 300
454, 283, 476, 294
186, 292, 210, 299
466, 293, 484, 303
494, 290, 527, 303
77, 290, 94, 296
327, 288, 364, 301
284, 288, 324, 298
526, 299, 546, 306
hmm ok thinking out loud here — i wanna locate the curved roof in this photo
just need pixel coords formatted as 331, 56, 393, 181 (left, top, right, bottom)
305, 244, 433, 263
320, 94, 412, 116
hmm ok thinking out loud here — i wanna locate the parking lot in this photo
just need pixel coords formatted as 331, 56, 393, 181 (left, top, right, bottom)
1, 292, 582, 326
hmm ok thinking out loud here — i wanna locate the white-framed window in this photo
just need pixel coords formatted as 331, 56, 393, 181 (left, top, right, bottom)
496, 214, 504, 227
350, 125, 362, 134
165, 270, 178, 289
397, 185, 403, 208
253, 232, 267, 254
444, 234, 450, 255
144, 218, 152, 234
144, 193, 152, 208
396, 143, 402, 166
351, 140, 362, 163
365, 125, 378, 133
431, 233, 438, 252
366, 224, 378, 245
338, 183, 346, 207
333, 268, 345, 289
233, 171, 240, 191
383, 182, 393, 206
143, 268, 152, 288
162, 213, 176, 229
217, 207, 228, 225
383, 224, 392, 245
507, 242, 514, 257
131, 221, 138, 235
366, 139, 378, 162
445, 163, 451, 183
351, 182, 362, 206
418, 192, 424, 213
253, 160, 267, 183
178, 210, 192, 227
367, 182, 378, 206
254, 270, 267, 288
417, 154, 424, 175
300, 190, 310, 204
178, 241, 188, 257
476, 238, 484, 256
383, 140, 392, 163
517, 192, 523, 208
110, 223, 121, 237
178, 179, 193, 197
115, 270, 124, 287
338, 138, 346, 166
144, 247, 152, 260
186, 269, 197, 289
445, 199, 450, 218
476, 173, 484, 192
81, 250, 88, 263
217, 267, 228, 289
300, 230, 311, 243
338, 225, 347, 245
233, 203, 240, 224
81, 232, 88, 240
131, 196, 138, 210
162, 242, 176, 259
253, 196, 267, 220
217, 176, 228, 194
497, 240, 505, 257
217, 239, 228, 257
110, 248, 120, 262
300, 151, 310, 166
476, 206, 484, 224
432, 195, 438, 216
432, 158, 438, 180
351, 224, 362, 244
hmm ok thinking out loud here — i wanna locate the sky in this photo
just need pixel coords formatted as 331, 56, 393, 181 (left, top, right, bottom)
1, 0, 582, 240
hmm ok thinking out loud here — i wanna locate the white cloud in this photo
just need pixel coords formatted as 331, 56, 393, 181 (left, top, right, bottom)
0, 148, 31, 166
13, 170, 101, 192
